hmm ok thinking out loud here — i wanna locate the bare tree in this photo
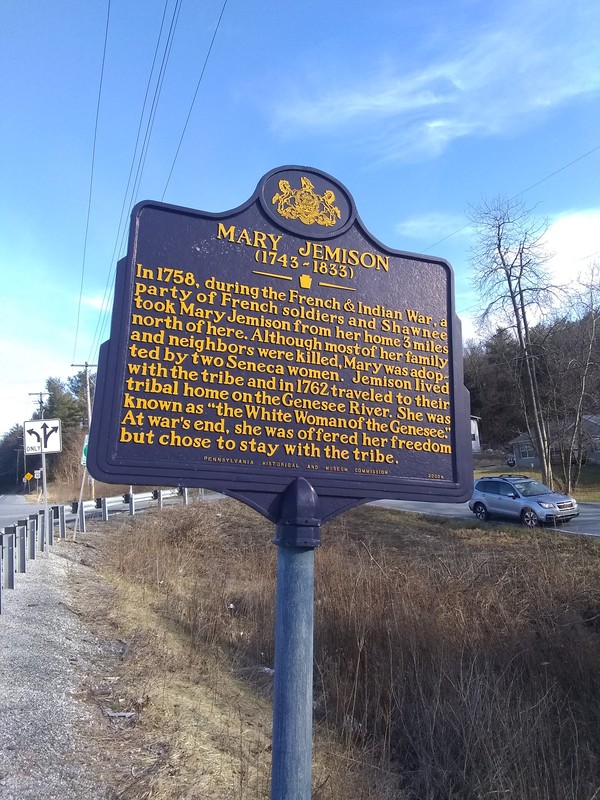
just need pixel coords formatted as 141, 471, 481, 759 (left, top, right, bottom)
469, 197, 556, 486
541, 266, 600, 493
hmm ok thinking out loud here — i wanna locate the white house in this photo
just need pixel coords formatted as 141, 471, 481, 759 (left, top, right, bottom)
471, 416, 481, 453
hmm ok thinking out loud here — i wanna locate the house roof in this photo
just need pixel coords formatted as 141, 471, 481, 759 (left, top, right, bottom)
582, 414, 600, 433
509, 415, 600, 447
509, 433, 532, 445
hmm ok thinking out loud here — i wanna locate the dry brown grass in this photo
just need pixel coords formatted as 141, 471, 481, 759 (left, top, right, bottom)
83, 498, 600, 799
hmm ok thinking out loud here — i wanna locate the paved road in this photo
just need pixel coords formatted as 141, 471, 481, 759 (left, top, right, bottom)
0, 494, 44, 529
0, 490, 222, 532
372, 498, 600, 537
2, 491, 598, 537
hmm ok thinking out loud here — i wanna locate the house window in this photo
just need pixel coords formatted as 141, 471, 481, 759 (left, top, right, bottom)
519, 443, 535, 459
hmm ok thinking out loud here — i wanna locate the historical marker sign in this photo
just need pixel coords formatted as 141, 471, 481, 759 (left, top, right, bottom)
88, 166, 472, 521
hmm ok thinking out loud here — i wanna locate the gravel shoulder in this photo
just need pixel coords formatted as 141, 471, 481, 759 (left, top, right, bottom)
0, 516, 271, 800
0, 536, 128, 799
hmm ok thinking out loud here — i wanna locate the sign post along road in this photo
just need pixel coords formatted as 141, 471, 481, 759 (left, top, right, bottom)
24, 418, 62, 542
88, 166, 473, 799
88, 166, 472, 520
24, 418, 62, 455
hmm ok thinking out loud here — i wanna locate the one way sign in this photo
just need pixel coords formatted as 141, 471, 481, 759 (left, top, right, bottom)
24, 419, 63, 455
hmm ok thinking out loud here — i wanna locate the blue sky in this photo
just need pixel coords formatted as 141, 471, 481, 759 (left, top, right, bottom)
1, 0, 599, 436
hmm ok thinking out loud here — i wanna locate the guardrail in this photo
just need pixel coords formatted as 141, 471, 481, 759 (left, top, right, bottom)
0, 506, 67, 613
70, 487, 192, 532
0, 486, 206, 612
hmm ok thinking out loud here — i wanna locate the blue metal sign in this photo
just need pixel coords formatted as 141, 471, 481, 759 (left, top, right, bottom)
88, 166, 472, 521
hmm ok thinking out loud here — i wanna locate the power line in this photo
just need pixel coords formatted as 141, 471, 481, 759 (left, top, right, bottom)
514, 143, 600, 199
423, 142, 600, 253
126, 0, 184, 213
161, 0, 230, 200
87, 0, 175, 362
88, 0, 184, 362
88, 2, 230, 361
72, 0, 112, 363
94, 0, 184, 353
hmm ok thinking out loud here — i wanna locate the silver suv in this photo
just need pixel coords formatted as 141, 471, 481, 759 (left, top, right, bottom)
469, 475, 579, 528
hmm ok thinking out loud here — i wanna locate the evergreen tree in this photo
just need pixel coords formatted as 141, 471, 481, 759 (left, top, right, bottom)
464, 330, 525, 448
0, 425, 27, 492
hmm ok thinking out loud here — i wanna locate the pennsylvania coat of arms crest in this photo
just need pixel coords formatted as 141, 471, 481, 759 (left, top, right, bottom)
272, 176, 341, 227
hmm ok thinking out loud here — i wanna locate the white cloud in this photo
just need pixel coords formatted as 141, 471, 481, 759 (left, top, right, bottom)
273, 0, 600, 160
82, 294, 112, 312
544, 210, 600, 282
459, 313, 477, 344
395, 212, 471, 243
0, 337, 75, 436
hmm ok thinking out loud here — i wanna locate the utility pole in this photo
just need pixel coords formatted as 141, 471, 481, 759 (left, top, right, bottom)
28, 391, 47, 491
18, 430, 27, 483
72, 361, 97, 500
29, 391, 47, 418
71, 362, 96, 429
14, 447, 21, 487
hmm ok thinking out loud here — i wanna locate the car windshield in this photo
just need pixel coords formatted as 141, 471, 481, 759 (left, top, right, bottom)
511, 480, 551, 497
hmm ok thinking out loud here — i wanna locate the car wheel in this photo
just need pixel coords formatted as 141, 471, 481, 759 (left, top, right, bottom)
473, 502, 489, 521
521, 508, 539, 528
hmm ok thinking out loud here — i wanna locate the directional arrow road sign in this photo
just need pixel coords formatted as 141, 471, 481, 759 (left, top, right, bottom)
24, 419, 63, 454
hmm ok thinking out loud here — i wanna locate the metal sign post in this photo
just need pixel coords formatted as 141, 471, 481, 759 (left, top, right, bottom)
271, 478, 321, 799
24, 419, 62, 542
41, 455, 48, 545
24, 471, 33, 493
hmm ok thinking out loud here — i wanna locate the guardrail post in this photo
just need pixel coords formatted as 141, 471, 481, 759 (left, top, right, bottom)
181, 487, 189, 505
50, 505, 61, 542
2, 531, 16, 590
78, 500, 86, 534
101, 497, 109, 522
48, 508, 54, 547
28, 515, 37, 560
18, 519, 29, 565
37, 510, 46, 552
58, 504, 66, 538
15, 522, 27, 573
156, 489, 164, 510
129, 492, 136, 516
